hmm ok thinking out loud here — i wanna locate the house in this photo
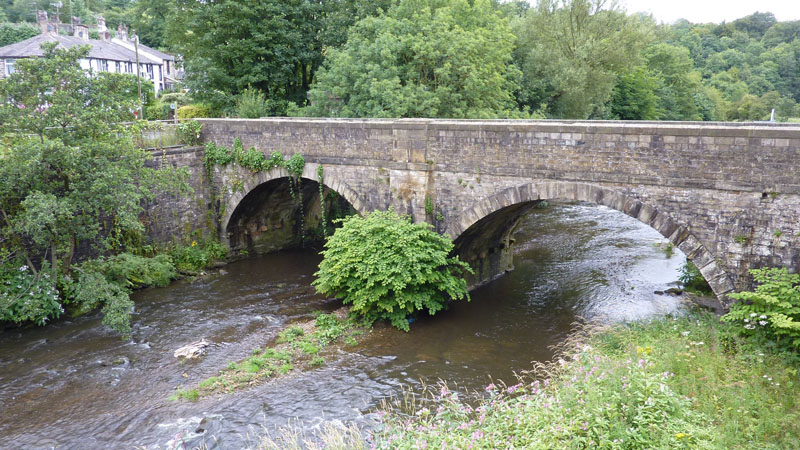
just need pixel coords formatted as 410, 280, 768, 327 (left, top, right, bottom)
112, 24, 177, 92
0, 11, 174, 95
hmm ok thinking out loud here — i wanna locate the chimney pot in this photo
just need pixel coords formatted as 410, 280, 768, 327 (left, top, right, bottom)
36, 10, 49, 34
117, 23, 129, 42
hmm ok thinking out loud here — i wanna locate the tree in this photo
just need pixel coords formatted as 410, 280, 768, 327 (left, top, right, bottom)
124, 0, 172, 49
4, 0, 47, 23
607, 67, 660, 120
732, 12, 777, 40
0, 43, 182, 333
513, 0, 653, 118
305, 0, 521, 118
170, 0, 390, 114
313, 210, 472, 331
643, 43, 704, 120
0, 22, 39, 46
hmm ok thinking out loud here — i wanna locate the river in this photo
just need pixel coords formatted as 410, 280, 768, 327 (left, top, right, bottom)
0, 202, 688, 449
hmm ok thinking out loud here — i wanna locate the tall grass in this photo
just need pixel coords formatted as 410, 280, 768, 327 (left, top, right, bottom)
371, 311, 800, 449
235, 311, 800, 449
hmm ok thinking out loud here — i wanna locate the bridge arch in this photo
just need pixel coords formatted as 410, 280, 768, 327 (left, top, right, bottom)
450, 181, 735, 303
219, 163, 369, 248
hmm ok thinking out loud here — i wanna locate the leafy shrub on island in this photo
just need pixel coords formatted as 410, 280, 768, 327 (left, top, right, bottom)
313, 209, 472, 331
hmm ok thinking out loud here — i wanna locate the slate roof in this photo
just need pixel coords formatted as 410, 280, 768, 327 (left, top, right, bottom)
136, 42, 174, 61
0, 32, 161, 64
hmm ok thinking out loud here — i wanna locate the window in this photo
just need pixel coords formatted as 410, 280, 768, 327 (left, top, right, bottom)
115, 62, 120, 73
100, 60, 108, 72
5, 59, 14, 76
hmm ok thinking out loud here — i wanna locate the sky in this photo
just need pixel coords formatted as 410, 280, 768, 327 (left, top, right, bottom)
619, 0, 800, 24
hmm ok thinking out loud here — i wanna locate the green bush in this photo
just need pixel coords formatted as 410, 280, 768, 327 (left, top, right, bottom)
312, 210, 472, 331
723, 267, 800, 349
234, 88, 270, 118
169, 239, 227, 273
65, 266, 134, 336
144, 101, 170, 120
62, 253, 178, 336
203, 140, 285, 172
679, 260, 713, 294
177, 120, 203, 146
0, 262, 62, 325
0, 23, 39, 47
177, 104, 213, 119
88, 253, 177, 289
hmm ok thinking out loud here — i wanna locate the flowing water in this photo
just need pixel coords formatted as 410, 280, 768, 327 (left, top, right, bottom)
0, 202, 689, 449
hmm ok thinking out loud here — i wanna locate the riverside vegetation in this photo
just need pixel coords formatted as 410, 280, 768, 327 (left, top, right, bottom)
170, 310, 366, 402
0, 44, 225, 337
248, 267, 800, 449
253, 309, 800, 449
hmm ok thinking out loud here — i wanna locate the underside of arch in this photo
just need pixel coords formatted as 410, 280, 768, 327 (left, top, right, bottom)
450, 181, 735, 305
219, 163, 365, 252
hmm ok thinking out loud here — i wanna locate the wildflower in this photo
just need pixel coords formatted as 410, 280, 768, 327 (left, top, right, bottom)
472, 430, 484, 440
759, 315, 767, 319
19, 265, 28, 271
759, 320, 768, 326
191, 241, 198, 247
485, 383, 496, 392
681, 331, 690, 336
675, 432, 688, 439
750, 313, 758, 317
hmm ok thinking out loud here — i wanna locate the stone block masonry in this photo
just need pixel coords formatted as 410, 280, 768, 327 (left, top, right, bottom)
163, 118, 800, 304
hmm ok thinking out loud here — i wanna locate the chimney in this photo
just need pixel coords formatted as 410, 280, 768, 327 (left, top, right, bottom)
37, 10, 49, 34
117, 23, 128, 42
72, 17, 88, 41
97, 16, 110, 41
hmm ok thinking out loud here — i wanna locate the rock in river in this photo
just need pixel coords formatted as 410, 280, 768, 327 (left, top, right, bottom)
173, 339, 211, 360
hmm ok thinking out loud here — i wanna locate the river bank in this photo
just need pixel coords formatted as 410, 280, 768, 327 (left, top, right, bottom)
253, 310, 800, 449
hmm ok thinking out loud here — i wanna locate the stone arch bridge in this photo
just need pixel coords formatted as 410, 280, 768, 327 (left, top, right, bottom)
149, 118, 800, 305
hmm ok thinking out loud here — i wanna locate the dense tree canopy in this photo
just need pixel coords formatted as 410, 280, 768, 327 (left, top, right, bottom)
0, 21, 36, 46
168, 0, 391, 114
1, 1, 798, 120
0, 44, 183, 333
305, 0, 522, 118
512, 0, 653, 118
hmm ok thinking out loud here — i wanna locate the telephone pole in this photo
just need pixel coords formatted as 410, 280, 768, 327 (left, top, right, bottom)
134, 31, 143, 120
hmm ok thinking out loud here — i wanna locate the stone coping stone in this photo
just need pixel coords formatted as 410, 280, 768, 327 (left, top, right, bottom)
198, 118, 800, 139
